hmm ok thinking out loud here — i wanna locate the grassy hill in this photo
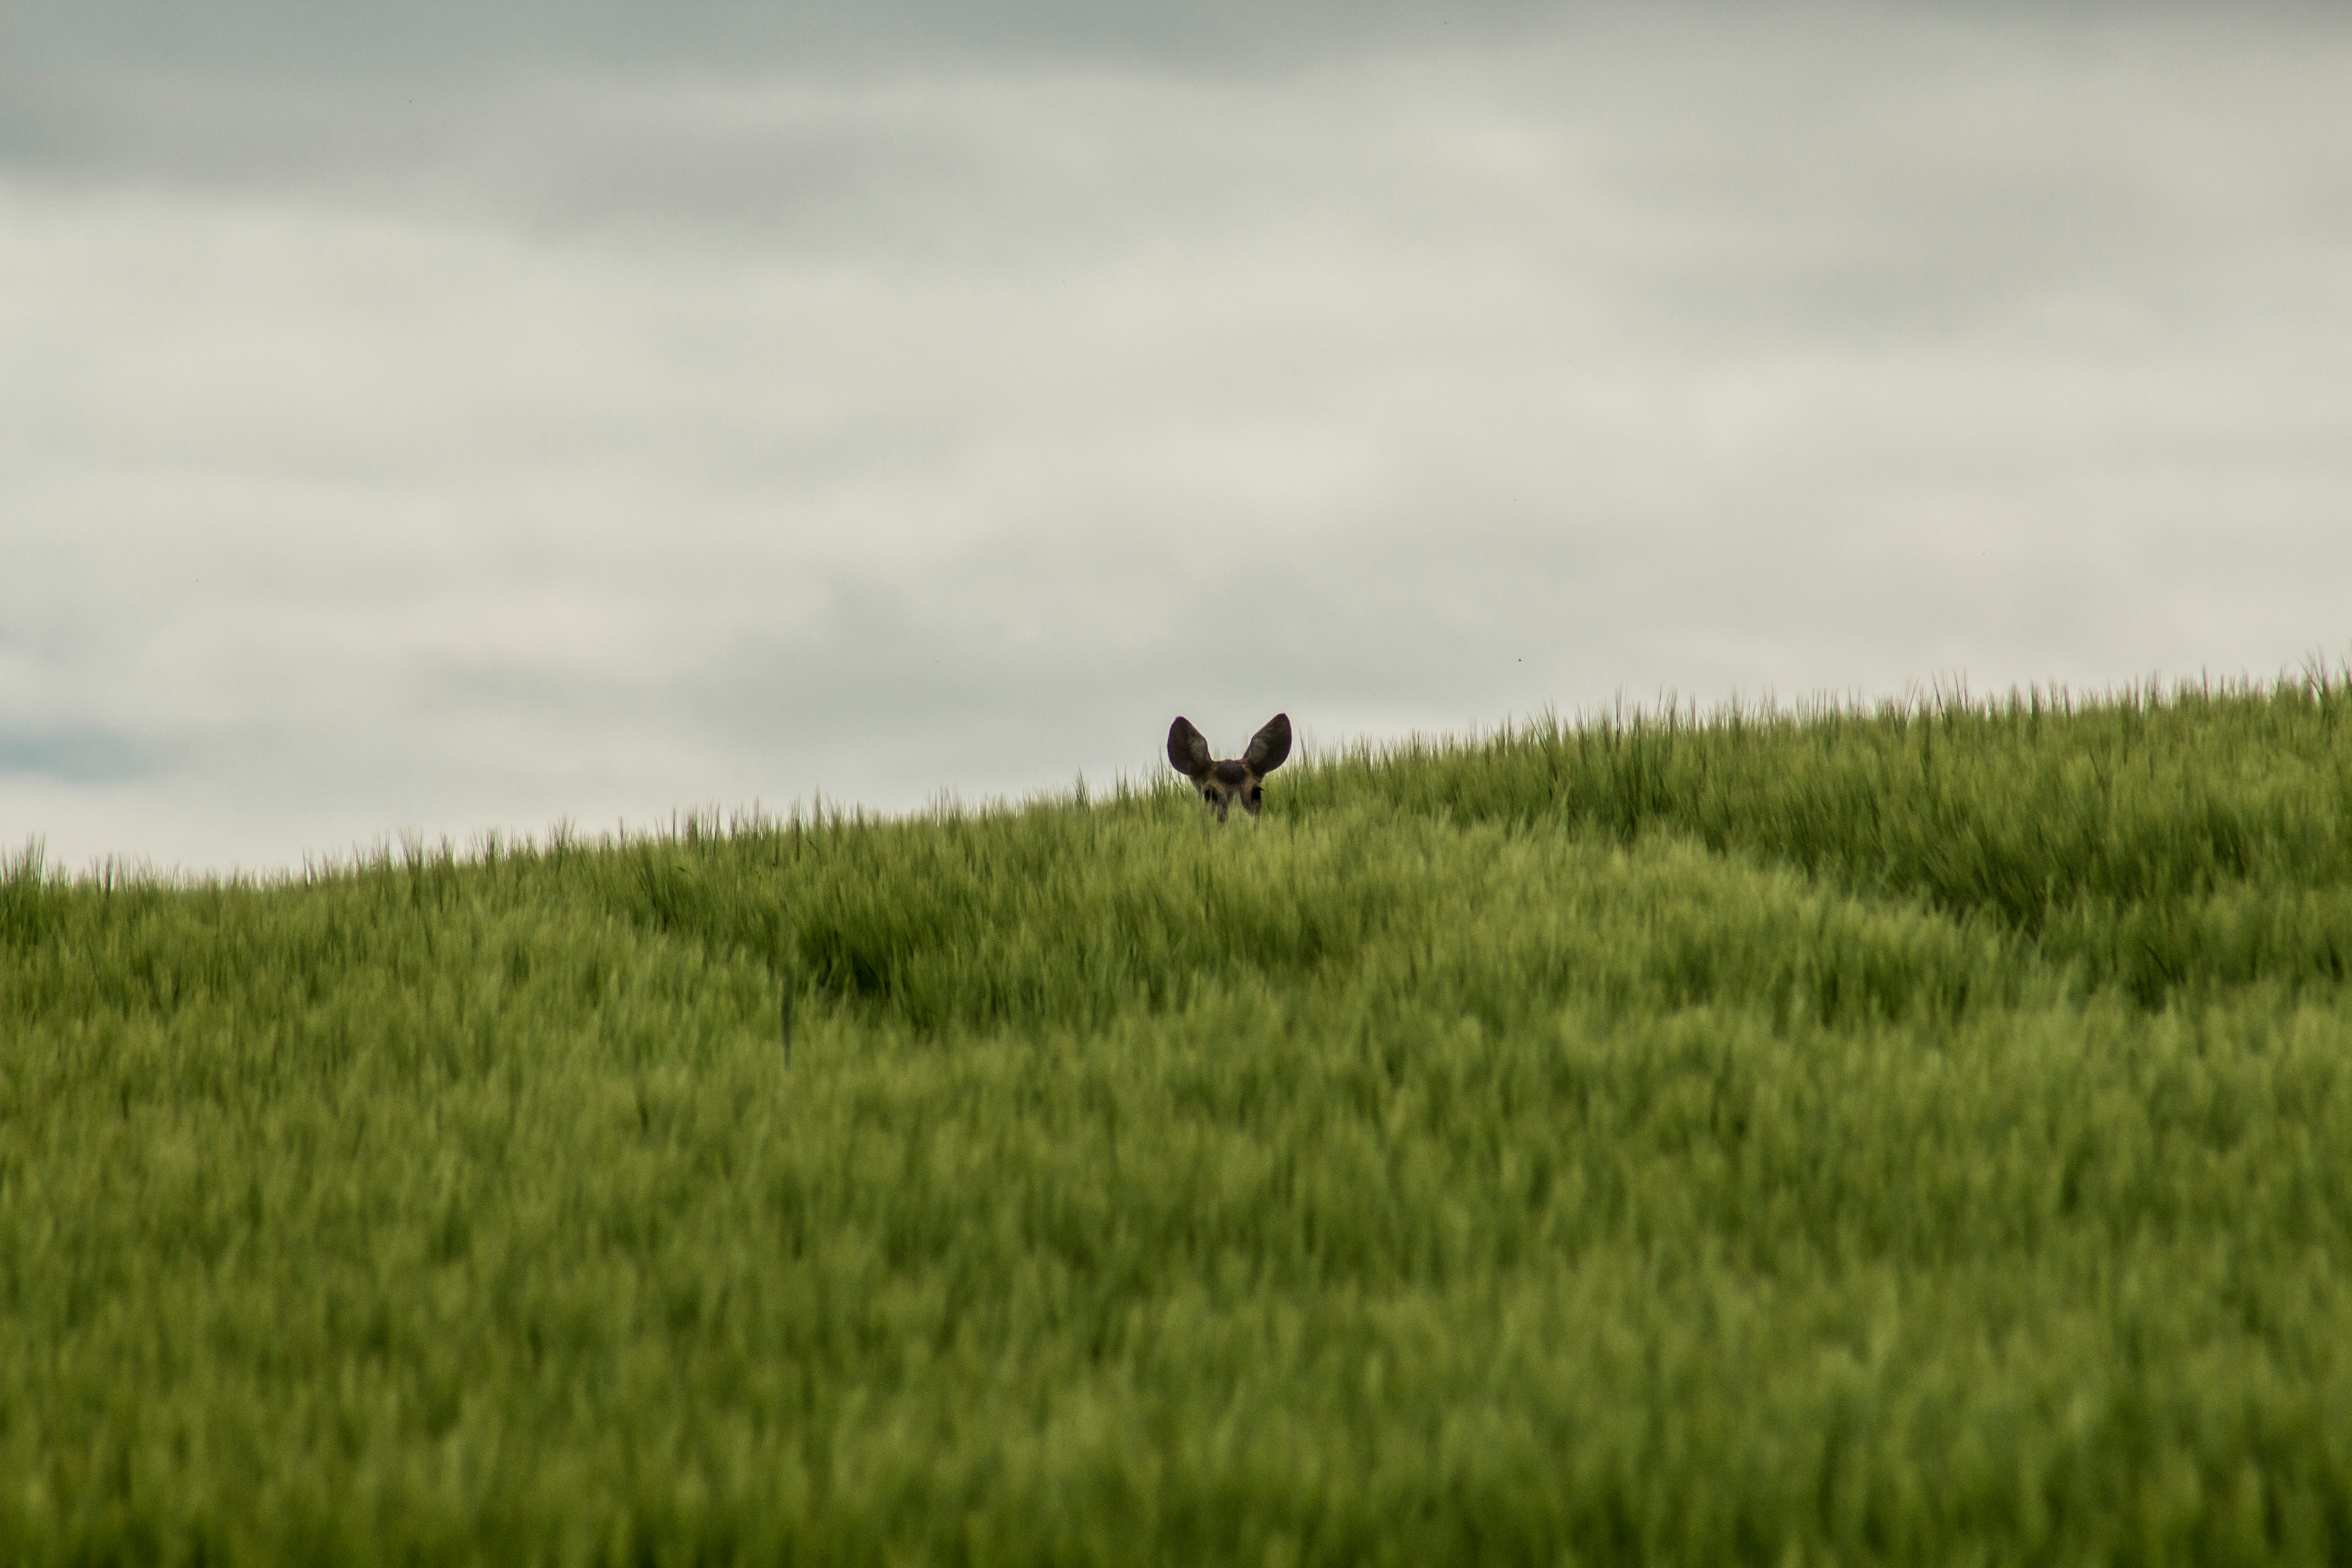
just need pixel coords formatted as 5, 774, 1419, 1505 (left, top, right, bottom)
6, 678, 2352, 1564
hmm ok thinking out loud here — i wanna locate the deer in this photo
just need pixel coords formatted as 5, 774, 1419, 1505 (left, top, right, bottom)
1166, 713, 1291, 823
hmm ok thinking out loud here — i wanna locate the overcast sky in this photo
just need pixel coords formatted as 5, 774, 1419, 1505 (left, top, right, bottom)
6, 1, 2349, 876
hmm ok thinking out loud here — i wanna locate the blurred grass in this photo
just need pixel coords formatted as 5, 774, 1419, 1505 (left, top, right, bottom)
5, 676, 2352, 1563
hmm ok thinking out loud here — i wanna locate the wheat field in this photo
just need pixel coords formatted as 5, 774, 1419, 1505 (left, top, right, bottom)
5, 678, 2351, 1563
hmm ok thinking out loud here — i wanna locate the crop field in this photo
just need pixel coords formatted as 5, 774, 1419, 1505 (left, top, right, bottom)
5, 677, 2352, 1564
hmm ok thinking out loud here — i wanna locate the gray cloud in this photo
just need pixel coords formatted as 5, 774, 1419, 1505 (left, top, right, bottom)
5, 5, 2350, 873
13, 0, 1557, 84
19, 0, 2338, 86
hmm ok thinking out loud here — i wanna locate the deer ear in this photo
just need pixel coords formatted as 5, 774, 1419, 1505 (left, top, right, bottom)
1244, 712, 1292, 774
1167, 716, 1213, 780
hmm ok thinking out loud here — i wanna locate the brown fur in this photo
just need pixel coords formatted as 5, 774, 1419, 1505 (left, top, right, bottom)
1167, 713, 1291, 823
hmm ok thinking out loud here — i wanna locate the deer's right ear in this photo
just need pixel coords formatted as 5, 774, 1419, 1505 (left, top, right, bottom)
1167, 716, 1213, 780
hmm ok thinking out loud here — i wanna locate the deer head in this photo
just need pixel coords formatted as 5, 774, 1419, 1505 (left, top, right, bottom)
1167, 713, 1291, 823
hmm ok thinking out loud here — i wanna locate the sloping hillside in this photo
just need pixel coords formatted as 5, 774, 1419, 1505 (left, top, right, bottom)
5, 679, 2351, 1564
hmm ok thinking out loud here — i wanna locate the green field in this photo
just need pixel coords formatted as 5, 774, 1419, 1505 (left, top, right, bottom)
6, 678, 2352, 1564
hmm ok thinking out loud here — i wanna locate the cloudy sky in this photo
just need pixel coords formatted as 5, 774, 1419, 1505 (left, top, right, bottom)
5, 2, 2349, 876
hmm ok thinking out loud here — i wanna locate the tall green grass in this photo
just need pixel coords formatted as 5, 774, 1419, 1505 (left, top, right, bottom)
5, 677, 2352, 1564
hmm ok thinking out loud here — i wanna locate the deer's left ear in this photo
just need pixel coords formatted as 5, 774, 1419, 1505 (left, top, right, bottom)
1167, 716, 1214, 780
1244, 713, 1292, 774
